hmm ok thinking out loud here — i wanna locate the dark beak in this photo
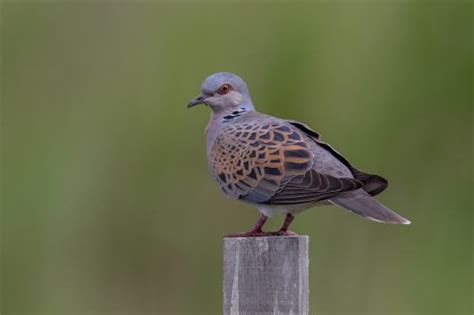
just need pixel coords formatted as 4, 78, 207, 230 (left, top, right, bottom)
187, 94, 208, 108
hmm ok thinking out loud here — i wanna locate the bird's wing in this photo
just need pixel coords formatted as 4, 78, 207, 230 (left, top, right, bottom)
284, 119, 321, 139
285, 119, 410, 224
286, 119, 388, 196
208, 119, 362, 204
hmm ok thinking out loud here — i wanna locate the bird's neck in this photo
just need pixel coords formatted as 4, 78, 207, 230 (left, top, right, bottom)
205, 104, 255, 152
214, 103, 255, 121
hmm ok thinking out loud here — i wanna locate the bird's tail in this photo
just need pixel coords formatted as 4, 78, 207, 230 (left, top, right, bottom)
329, 189, 411, 224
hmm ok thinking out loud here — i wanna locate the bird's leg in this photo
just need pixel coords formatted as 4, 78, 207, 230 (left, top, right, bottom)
225, 214, 274, 237
272, 213, 298, 236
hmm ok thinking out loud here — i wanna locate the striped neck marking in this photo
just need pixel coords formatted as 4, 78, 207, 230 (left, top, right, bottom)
223, 108, 247, 122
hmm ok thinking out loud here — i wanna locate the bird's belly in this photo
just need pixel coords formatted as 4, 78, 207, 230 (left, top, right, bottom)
256, 202, 325, 217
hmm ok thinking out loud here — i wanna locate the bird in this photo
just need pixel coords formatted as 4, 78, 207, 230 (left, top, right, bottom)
187, 72, 411, 237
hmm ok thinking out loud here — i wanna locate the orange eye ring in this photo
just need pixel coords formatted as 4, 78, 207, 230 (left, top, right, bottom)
218, 84, 232, 95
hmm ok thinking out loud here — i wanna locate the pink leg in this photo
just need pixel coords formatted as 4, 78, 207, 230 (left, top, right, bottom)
272, 213, 298, 236
225, 214, 275, 237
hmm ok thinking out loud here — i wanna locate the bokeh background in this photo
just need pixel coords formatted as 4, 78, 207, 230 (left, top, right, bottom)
1, 1, 472, 315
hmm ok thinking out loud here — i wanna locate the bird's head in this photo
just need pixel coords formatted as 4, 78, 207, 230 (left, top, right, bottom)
187, 72, 254, 113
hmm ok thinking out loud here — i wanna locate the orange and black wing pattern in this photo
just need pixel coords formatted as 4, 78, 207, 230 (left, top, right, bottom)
208, 120, 362, 204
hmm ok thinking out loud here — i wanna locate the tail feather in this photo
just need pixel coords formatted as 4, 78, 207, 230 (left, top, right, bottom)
350, 168, 388, 197
329, 190, 411, 225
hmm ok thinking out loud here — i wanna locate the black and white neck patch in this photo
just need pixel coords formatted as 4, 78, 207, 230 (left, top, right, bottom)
222, 108, 247, 122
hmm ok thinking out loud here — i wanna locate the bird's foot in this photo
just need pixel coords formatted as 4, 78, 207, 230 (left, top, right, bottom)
225, 230, 298, 237
270, 230, 298, 236
225, 230, 276, 238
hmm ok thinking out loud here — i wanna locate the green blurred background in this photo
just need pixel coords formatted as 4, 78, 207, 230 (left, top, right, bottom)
1, 1, 472, 314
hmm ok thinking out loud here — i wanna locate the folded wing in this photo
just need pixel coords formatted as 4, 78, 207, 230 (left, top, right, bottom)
208, 119, 362, 204
287, 120, 388, 196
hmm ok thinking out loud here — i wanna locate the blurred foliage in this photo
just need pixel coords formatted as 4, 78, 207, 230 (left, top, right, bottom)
1, 1, 472, 315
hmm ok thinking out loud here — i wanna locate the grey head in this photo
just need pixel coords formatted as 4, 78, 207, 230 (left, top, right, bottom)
187, 72, 254, 113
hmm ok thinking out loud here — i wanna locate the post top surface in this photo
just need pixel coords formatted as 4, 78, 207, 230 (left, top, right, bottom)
223, 235, 309, 241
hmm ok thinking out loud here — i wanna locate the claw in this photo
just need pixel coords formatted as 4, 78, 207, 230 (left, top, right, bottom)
271, 230, 298, 236
225, 231, 275, 238
225, 230, 298, 238
224, 213, 299, 238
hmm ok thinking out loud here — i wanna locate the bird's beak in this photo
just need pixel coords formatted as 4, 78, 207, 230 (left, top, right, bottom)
187, 94, 208, 108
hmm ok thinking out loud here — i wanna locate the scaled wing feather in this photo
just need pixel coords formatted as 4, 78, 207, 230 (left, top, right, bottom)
209, 119, 362, 204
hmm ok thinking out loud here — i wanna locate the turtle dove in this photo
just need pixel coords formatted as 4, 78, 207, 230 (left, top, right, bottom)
188, 72, 410, 237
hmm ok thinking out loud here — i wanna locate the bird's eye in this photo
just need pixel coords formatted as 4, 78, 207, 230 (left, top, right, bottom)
218, 84, 231, 95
